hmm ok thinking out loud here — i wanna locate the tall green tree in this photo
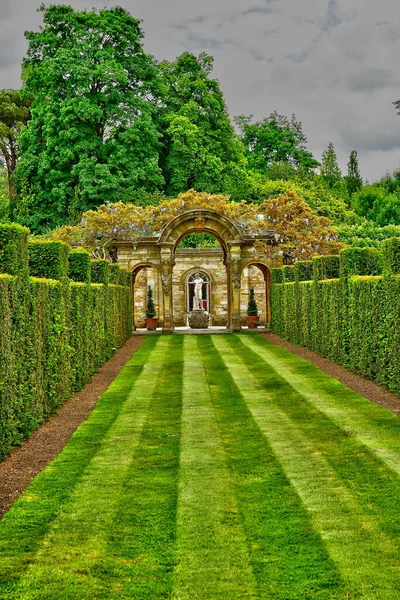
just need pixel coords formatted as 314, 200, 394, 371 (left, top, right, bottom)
320, 142, 342, 189
0, 90, 31, 211
345, 150, 362, 196
15, 4, 163, 232
159, 52, 250, 199
235, 112, 319, 177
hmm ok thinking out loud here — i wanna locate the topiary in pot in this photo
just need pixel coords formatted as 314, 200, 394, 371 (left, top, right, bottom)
246, 287, 259, 328
145, 285, 158, 331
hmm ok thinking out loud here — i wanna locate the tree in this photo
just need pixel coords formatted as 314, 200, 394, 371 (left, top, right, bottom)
14, 4, 163, 232
146, 285, 157, 319
235, 112, 320, 176
345, 150, 362, 197
0, 90, 31, 211
159, 52, 250, 199
320, 142, 342, 189
247, 287, 258, 316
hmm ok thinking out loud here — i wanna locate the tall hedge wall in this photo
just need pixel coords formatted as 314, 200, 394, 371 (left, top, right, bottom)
270, 242, 400, 395
0, 224, 133, 461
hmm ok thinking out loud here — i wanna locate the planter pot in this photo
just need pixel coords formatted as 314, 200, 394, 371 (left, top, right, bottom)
246, 315, 259, 329
145, 317, 158, 331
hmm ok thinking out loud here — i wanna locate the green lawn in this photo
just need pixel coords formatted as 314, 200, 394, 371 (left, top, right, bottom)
1, 335, 400, 599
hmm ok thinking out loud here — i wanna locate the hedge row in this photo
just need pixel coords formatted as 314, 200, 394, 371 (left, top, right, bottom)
271, 240, 400, 395
0, 275, 132, 460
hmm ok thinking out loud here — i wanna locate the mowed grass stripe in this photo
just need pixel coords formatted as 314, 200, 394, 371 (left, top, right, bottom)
172, 335, 256, 599
102, 336, 184, 599
234, 336, 400, 549
0, 337, 170, 600
214, 336, 400, 600
198, 336, 344, 600
241, 335, 400, 475
0, 337, 156, 595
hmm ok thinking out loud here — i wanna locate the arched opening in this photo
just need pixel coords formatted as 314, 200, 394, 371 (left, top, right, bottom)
131, 264, 162, 331
240, 263, 271, 328
174, 231, 229, 328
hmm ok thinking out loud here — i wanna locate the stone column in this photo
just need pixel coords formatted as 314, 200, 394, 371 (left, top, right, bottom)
160, 252, 175, 334
227, 245, 242, 333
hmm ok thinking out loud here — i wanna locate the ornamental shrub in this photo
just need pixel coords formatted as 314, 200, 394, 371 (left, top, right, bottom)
0, 223, 29, 276
146, 285, 157, 318
294, 260, 313, 282
29, 240, 70, 280
68, 249, 91, 283
382, 237, 400, 276
282, 265, 295, 282
340, 247, 382, 278
312, 255, 340, 281
90, 259, 110, 284
247, 286, 258, 316
109, 263, 121, 284
272, 268, 283, 284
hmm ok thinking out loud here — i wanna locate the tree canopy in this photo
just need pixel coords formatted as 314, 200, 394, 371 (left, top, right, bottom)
236, 112, 320, 177
14, 4, 163, 232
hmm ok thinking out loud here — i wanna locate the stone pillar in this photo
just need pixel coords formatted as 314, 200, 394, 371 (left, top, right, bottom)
160, 252, 175, 334
227, 246, 242, 333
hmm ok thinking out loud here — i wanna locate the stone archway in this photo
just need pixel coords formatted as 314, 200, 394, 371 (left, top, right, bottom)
115, 208, 276, 333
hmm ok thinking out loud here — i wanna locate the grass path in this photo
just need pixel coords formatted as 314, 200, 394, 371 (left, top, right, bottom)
1, 335, 400, 598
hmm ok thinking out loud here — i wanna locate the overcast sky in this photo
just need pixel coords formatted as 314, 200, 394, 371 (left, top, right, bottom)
2, 0, 400, 182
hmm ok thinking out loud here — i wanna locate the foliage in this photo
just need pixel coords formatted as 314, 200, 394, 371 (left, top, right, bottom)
271, 268, 283, 284
336, 221, 400, 248
0, 168, 9, 222
109, 263, 121, 285
351, 183, 400, 226
339, 247, 382, 279
312, 255, 340, 281
236, 112, 319, 175
320, 142, 342, 190
28, 240, 70, 280
248, 176, 357, 223
294, 260, 313, 282
0, 222, 29, 276
282, 265, 295, 282
68, 249, 91, 283
160, 52, 249, 199
246, 286, 258, 316
0, 89, 31, 210
47, 190, 343, 261
177, 233, 220, 248
146, 284, 157, 318
382, 237, 400, 276
345, 150, 363, 197
14, 4, 163, 233
90, 259, 110, 284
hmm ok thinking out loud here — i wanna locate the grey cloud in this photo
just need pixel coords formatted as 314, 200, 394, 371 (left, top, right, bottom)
342, 128, 400, 154
347, 68, 396, 93
322, 0, 343, 32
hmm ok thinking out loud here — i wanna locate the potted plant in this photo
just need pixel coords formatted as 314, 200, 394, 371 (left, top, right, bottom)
246, 287, 259, 328
145, 285, 158, 331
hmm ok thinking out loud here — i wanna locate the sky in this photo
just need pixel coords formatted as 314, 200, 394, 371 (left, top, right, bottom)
1, 0, 400, 182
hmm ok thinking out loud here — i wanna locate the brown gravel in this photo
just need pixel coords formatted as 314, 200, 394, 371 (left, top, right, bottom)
263, 333, 400, 415
0, 336, 144, 519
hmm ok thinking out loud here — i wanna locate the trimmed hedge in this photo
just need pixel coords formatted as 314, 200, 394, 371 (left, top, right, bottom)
0, 223, 29, 276
90, 259, 110, 284
109, 263, 121, 285
313, 255, 340, 281
68, 249, 91, 283
0, 276, 132, 460
282, 265, 295, 282
382, 237, 400, 276
340, 247, 382, 279
294, 260, 313, 282
272, 268, 283, 284
270, 245, 400, 395
29, 240, 70, 280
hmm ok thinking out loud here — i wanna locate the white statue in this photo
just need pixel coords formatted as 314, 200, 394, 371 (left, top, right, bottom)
193, 273, 204, 310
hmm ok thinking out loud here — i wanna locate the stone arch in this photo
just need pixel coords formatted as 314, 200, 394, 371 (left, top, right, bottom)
159, 209, 243, 254
241, 260, 272, 324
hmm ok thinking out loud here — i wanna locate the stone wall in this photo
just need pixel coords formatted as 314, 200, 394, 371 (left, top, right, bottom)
133, 248, 267, 329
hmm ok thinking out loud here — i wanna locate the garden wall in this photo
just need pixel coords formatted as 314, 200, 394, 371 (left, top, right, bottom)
0, 225, 132, 460
270, 241, 400, 395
